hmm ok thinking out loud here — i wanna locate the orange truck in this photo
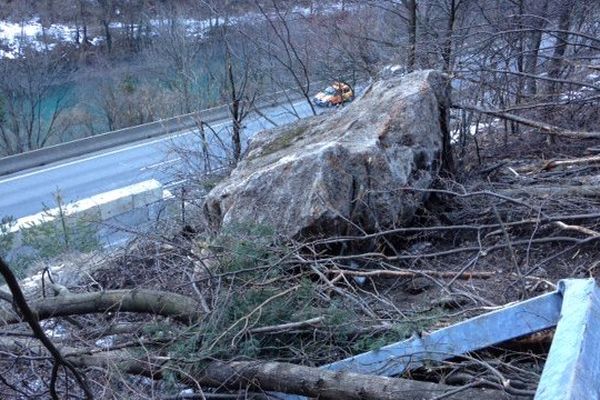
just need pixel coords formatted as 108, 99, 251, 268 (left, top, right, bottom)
313, 82, 354, 107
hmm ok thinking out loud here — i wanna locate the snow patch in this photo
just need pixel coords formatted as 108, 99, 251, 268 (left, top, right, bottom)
95, 335, 116, 349
0, 19, 77, 57
0, 2, 353, 58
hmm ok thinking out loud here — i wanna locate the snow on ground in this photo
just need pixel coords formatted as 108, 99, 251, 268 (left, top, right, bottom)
0, 17, 223, 58
0, 2, 351, 59
0, 19, 76, 58
383, 64, 405, 73
448, 118, 501, 144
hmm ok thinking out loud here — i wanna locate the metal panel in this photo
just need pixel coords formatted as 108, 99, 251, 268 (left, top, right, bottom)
271, 287, 564, 400
323, 290, 562, 376
535, 279, 600, 400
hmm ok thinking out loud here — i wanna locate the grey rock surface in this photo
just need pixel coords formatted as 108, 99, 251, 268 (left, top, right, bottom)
204, 70, 449, 238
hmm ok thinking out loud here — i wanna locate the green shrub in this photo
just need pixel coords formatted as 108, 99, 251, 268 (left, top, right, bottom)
16, 191, 100, 267
21, 215, 99, 260
214, 221, 277, 273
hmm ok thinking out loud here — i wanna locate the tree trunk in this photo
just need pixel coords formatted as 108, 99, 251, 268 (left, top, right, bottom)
545, 2, 572, 97
0, 339, 510, 400
0, 289, 203, 325
405, 0, 417, 71
103, 20, 112, 54
442, 0, 456, 72
231, 99, 242, 163
83, 23, 88, 45
514, 0, 525, 106
197, 121, 212, 173
523, 0, 549, 98
227, 60, 242, 163
544, 0, 572, 144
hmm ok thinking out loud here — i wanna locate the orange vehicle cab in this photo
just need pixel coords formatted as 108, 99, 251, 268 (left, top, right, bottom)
313, 82, 354, 107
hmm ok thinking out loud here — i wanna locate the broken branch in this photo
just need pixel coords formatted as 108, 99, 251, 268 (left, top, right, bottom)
0, 289, 204, 325
452, 103, 600, 139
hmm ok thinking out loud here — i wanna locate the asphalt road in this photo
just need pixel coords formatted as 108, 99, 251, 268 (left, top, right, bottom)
0, 98, 325, 220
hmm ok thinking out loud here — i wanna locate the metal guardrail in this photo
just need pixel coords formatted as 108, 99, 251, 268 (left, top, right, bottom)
535, 279, 600, 399
0, 86, 313, 177
0, 104, 227, 177
276, 279, 600, 400
324, 289, 562, 377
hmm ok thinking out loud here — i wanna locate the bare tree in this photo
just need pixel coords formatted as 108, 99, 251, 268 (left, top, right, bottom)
95, 0, 115, 54
252, 0, 317, 115
148, 3, 207, 114
406, 0, 417, 71
225, 47, 256, 164
0, 47, 71, 155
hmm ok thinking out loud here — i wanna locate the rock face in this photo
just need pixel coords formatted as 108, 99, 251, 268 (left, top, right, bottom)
204, 70, 450, 238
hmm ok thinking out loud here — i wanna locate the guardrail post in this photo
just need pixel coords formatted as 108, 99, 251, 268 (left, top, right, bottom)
534, 278, 600, 399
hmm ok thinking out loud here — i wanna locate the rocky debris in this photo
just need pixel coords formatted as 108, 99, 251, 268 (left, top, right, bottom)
204, 70, 450, 238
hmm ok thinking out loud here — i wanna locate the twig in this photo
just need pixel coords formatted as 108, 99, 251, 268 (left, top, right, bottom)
431, 380, 484, 400
492, 206, 526, 298
250, 317, 324, 334
303, 212, 600, 247
296, 236, 599, 263
398, 187, 536, 211
554, 221, 600, 237
330, 268, 495, 280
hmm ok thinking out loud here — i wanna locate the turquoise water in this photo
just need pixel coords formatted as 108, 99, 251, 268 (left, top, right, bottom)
5, 40, 272, 152
38, 61, 227, 144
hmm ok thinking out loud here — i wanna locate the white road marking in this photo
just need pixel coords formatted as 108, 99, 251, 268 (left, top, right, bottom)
140, 157, 182, 171
164, 179, 188, 189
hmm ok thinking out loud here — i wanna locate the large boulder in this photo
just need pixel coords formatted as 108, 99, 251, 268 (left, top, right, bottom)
204, 70, 450, 238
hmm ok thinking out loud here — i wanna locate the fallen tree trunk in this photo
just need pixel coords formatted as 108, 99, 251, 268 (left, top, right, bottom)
0, 289, 203, 325
0, 337, 509, 400
517, 154, 600, 172
198, 361, 510, 400
499, 185, 600, 198
452, 103, 600, 139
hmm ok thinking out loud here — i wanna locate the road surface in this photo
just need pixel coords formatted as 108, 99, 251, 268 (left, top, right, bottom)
0, 99, 327, 220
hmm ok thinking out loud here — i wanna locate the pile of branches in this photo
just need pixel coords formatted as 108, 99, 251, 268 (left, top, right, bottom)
0, 220, 562, 399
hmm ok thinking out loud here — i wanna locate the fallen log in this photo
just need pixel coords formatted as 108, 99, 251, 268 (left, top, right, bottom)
452, 103, 600, 139
0, 289, 204, 325
516, 154, 600, 173
499, 185, 600, 198
554, 221, 600, 237
0, 337, 511, 400
198, 360, 511, 400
